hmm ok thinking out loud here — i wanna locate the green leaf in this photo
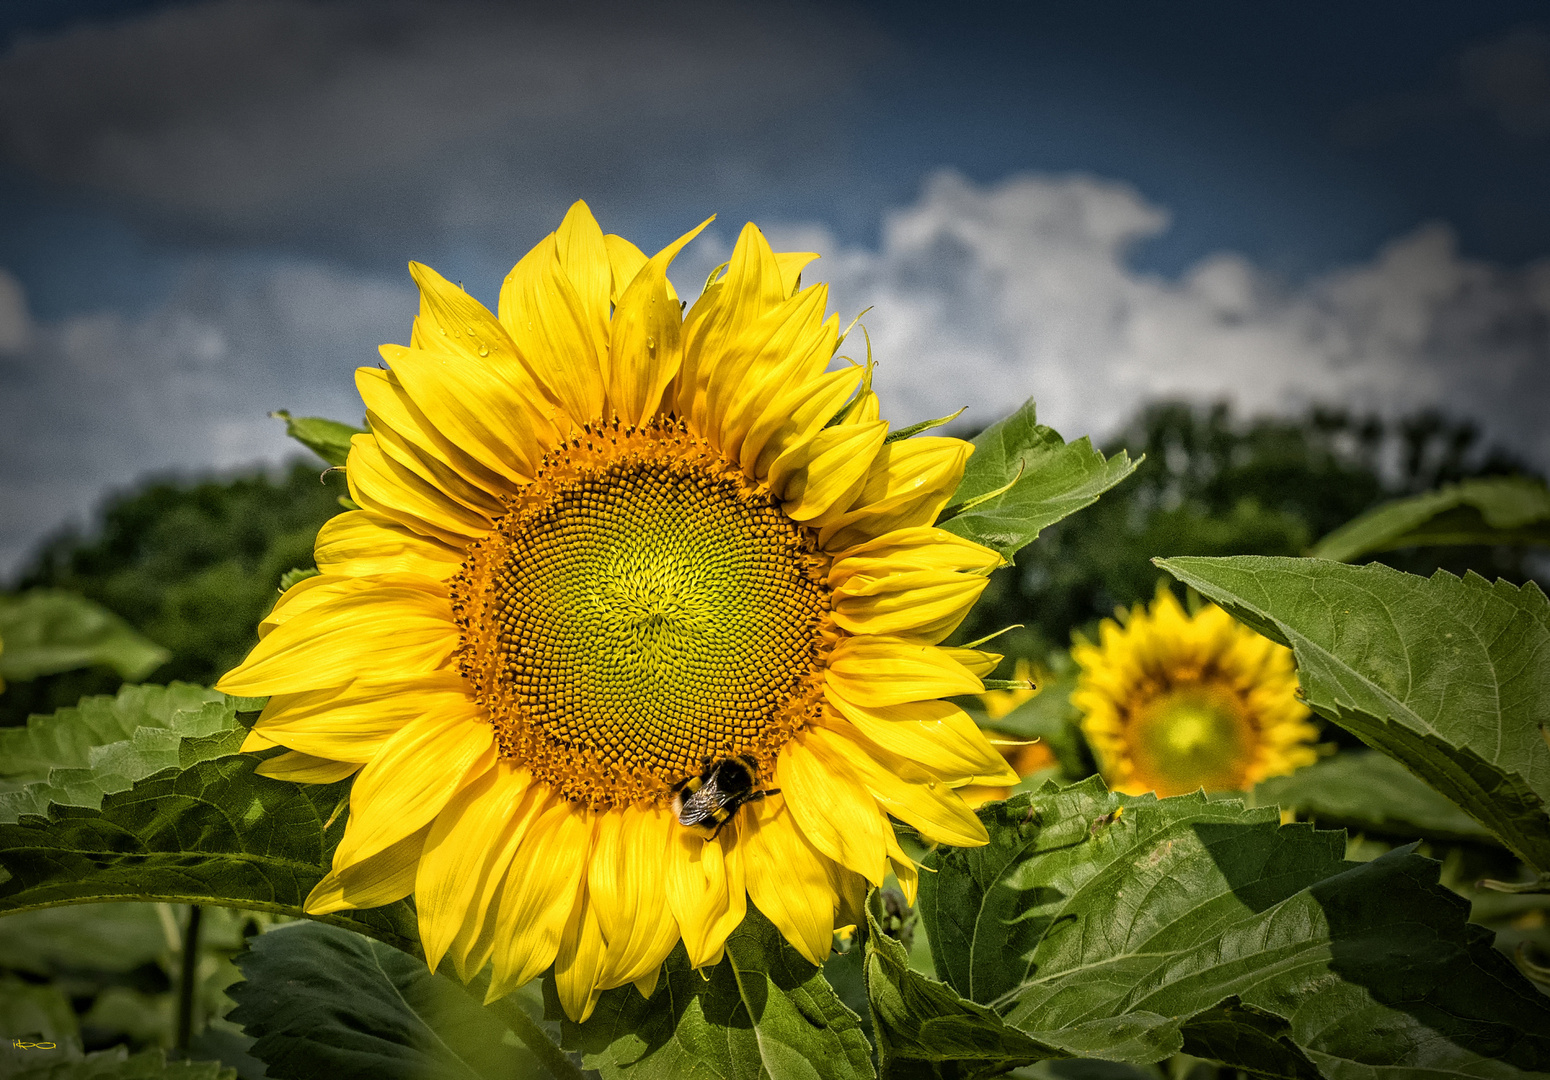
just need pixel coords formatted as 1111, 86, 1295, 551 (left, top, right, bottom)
0, 590, 168, 682
0, 904, 177, 976
270, 411, 363, 468
921, 777, 1550, 1076
5, 1047, 235, 1080
1309, 476, 1550, 562
0, 974, 80, 1046
559, 906, 875, 1079
1155, 557, 1550, 872
227, 921, 545, 1080
0, 745, 416, 955
863, 900, 1054, 1078
1251, 752, 1500, 845
277, 567, 320, 592
938, 400, 1139, 560
0, 683, 268, 823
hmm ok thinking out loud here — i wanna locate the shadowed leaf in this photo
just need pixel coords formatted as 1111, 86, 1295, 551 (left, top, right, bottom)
1251, 751, 1500, 845
0, 591, 169, 682
1156, 557, 1550, 871
559, 906, 874, 1080
920, 777, 1550, 1077
1309, 477, 1550, 562
227, 921, 545, 1080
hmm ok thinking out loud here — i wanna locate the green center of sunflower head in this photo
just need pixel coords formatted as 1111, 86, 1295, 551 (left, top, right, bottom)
1125, 682, 1256, 796
452, 418, 832, 808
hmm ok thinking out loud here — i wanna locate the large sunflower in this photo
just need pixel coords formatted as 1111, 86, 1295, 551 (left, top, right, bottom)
217, 202, 1016, 1021
1071, 587, 1318, 797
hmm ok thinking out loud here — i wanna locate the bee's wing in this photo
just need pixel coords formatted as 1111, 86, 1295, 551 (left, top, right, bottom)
676, 778, 723, 827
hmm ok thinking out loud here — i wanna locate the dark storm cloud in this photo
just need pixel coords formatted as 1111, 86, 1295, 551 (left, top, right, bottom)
0, 0, 882, 254
1334, 23, 1550, 146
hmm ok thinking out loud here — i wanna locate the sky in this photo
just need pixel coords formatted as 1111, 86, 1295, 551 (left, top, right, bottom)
2, 0, 1549, 574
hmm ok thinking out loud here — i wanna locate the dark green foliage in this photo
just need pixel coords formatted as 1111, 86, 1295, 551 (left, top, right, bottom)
1157, 558, 1550, 872
0, 591, 168, 683
4, 462, 343, 723
911, 778, 1550, 1078
1310, 476, 1550, 561
558, 907, 875, 1080
1251, 751, 1500, 845
227, 921, 546, 1080
955, 402, 1545, 665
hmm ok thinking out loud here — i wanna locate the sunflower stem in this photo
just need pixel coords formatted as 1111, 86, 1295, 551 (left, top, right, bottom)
175, 903, 202, 1054
485, 996, 586, 1080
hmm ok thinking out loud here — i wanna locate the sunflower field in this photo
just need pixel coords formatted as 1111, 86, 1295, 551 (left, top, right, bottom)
1, 204, 1548, 1080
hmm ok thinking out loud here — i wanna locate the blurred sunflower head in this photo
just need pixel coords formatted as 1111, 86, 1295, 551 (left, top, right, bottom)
1071, 587, 1318, 798
217, 202, 1017, 1021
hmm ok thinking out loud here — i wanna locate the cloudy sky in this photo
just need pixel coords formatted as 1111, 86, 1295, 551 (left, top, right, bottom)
2, 0, 1549, 574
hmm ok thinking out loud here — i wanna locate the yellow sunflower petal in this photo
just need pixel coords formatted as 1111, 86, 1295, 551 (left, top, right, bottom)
305, 825, 429, 914
588, 803, 680, 989
259, 573, 353, 638
499, 232, 606, 427
775, 735, 890, 886
768, 420, 889, 522
217, 580, 455, 696
332, 708, 495, 869
818, 437, 973, 551
773, 251, 820, 297
820, 691, 1014, 784
706, 284, 835, 459
488, 800, 593, 999
809, 724, 988, 848
555, 200, 612, 354
252, 671, 472, 763
739, 365, 862, 481
740, 794, 840, 965
828, 526, 1004, 586
831, 568, 988, 643
416, 764, 543, 975
825, 635, 982, 707
357, 367, 511, 498
554, 884, 608, 1022
605, 217, 711, 426
664, 825, 745, 969
240, 728, 277, 752
314, 510, 463, 581
677, 222, 786, 428
407, 261, 523, 374
381, 345, 549, 485
941, 647, 1002, 678
254, 750, 360, 783
346, 434, 490, 545
603, 234, 647, 304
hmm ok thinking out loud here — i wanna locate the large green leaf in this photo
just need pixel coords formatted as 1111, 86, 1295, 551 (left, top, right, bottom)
559, 906, 875, 1080
227, 921, 547, 1080
0, 744, 416, 954
939, 400, 1139, 560
1155, 557, 1550, 871
919, 777, 1550, 1077
5, 1047, 235, 1080
271, 411, 364, 468
1251, 752, 1500, 845
0, 903, 178, 976
0, 590, 169, 682
1309, 477, 1550, 562
863, 902, 1056, 1079
0, 683, 261, 822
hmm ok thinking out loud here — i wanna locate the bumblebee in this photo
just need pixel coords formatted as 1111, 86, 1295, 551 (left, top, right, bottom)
671, 755, 777, 838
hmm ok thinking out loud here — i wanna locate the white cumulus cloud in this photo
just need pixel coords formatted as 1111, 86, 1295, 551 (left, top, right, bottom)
775, 171, 1550, 465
